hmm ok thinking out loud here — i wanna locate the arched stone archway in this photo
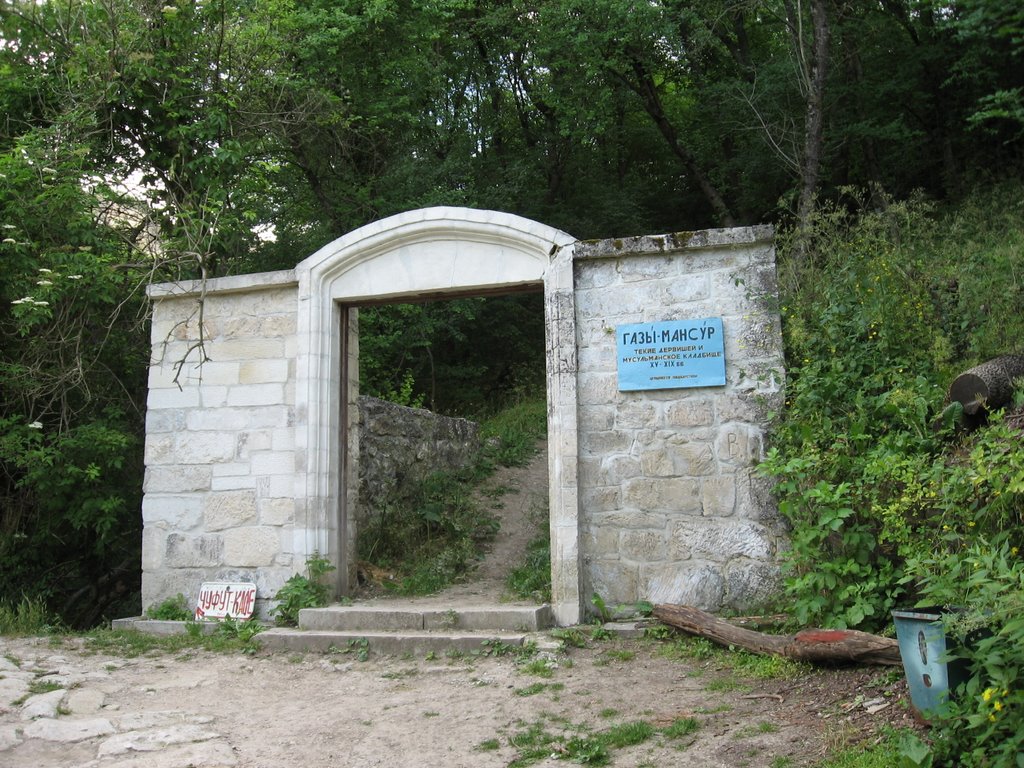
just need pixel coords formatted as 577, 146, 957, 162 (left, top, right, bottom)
292, 207, 582, 624
141, 208, 783, 628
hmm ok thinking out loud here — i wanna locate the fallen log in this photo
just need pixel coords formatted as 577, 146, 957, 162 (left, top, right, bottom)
652, 604, 902, 667
947, 354, 1024, 417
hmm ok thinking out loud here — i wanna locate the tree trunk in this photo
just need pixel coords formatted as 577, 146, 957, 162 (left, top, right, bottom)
653, 604, 902, 666
947, 355, 1024, 416
795, 0, 830, 235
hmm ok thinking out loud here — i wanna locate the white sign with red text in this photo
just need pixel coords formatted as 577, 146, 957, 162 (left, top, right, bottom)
194, 582, 257, 621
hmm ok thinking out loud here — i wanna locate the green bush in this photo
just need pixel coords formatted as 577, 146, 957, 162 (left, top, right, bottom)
903, 536, 1024, 767
761, 185, 1024, 631
273, 553, 336, 626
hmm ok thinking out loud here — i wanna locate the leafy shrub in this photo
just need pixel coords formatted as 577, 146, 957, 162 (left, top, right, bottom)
903, 536, 1024, 767
761, 186, 1024, 631
273, 553, 336, 626
144, 594, 191, 621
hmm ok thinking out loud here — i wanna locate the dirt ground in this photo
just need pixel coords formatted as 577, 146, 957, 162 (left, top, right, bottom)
0, 630, 918, 768
0, 445, 922, 767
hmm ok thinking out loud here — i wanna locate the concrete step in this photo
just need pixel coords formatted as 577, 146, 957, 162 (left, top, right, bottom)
297, 603, 554, 633
254, 627, 530, 656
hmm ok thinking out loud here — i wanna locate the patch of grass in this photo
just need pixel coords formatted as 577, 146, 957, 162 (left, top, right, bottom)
475, 738, 500, 751
770, 758, 795, 768
28, 679, 63, 695
519, 658, 556, 678
661, 717, 700, 739
817, 728, 909, 768
506, 524, 551, 603
551, 627, 588, 648
0, 596, 57, 636
595, 648, 635, 665
80, 620, 264, 658
515, 682, 565, 697
705, 676, 751, 693
599, 721, 653, 749
598, 708, 619, 719
144, 594, 191, 621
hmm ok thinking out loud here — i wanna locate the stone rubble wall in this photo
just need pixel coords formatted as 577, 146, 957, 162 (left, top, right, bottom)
142, 273, 300, 617
573, 228, 785, 612
356, 396, 481, 531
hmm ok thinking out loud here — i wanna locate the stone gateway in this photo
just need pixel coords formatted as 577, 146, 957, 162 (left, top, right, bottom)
142, 208, 785, 624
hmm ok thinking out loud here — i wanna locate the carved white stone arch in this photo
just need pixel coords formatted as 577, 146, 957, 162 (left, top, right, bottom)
293, 207, 582, 624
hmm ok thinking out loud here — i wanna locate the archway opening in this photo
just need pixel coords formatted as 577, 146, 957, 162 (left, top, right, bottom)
351, 290, 551, 603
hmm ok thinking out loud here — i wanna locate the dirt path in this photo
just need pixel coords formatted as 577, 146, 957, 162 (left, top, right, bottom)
0, 632, 914, 768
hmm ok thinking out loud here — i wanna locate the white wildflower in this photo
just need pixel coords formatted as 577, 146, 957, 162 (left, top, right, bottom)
28, 421, 43, 430
36, 279, 52, 286
67, 274, 83, 280
38, 268, 52, 273
2, 238, 15, 244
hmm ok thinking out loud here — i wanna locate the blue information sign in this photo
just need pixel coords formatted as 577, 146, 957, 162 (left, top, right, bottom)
616, 318, 726, 391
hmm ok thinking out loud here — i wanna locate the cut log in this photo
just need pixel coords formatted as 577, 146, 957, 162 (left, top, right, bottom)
947, 354, 1024, 416
652, 604, 902, 667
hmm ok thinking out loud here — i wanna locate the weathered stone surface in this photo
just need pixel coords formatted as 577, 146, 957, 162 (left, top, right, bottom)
144, 465, 213, 494
640, 562, 726, 608
20, 690, 65, 720
715, 424, 763, 467
97, 724, 221, 756
221, 527, 280, 567
665, 399, 714, 427
0, 724, 21, 751
702, 475, 737, 517
259, 498, 294, 526
640, 440, 715, 478
623, 477, 701, 513
142, 495, 203, 530
726, 560, 783, 611
165, 533, 224, 568
668, 519, 775, 561
587, 560, 639, 605
0, 676, 30, 706
203, 491, 258, 531
23, 717, 115, 742
620, 529, 667, 562
64, 688, 105, 715
97, 739, 239, 767
357, 397, 480, 529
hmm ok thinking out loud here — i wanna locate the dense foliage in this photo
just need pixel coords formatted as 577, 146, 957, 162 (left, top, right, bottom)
1, 0, 1022, 643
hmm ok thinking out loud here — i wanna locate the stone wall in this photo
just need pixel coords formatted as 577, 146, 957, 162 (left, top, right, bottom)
357, 397, 481, 529
142, 272, 300, 617
139, 209, 785, 625
573, 228, 785, 611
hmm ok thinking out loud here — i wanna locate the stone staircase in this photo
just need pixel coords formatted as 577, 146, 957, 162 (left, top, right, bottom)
254, 600, 555, 656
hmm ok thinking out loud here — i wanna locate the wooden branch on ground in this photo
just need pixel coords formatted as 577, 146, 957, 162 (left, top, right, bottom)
653, 604, 901, 667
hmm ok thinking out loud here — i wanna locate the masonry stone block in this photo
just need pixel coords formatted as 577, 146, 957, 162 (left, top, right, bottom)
227, 383, 285, 407
240, 359, 289, 384
165, 533, 224, 568
665, 274, 711, 303
141, 526, 166, 571
587, 560, 639, 606
620, 529, 667, 562
144, 435, 175, 466
580, 486, 622, 513
715, 423, 763, 467
617, 255, 675, 282
581, 430, 633, 457
668, 518, 774, 560
142, 495, 203, 530
573, 258, 618, 289
725, 559, 782, 610
145, 408, 186, 434
665, 399, 715, 428
259, 498, 295, 526
577, 372, 618, 405
177, 431, 237, 463
601, 455, 642, 484
222, 526, 281, 567
583, 525, 621, 558
615, 401, 658, 429
144, 465, 213, 494
204, 490, 258, 531
593, 510, 668, 530
640, 439, 715, 477
147, 387, 201, 409
702, 475, 737, 517
640, 562, 725, 608
623, 477, 701, 513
